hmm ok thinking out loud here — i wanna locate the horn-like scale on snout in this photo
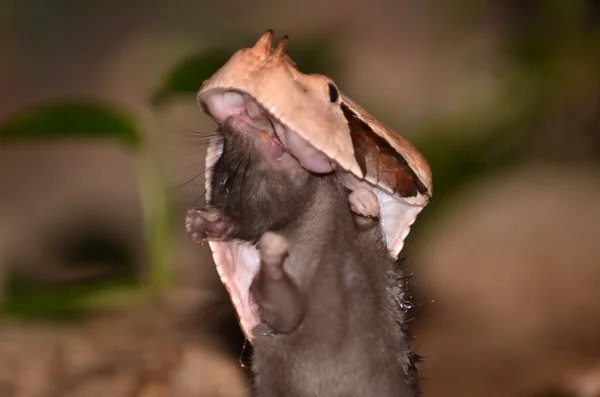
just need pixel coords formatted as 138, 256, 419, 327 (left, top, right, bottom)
251, 29, 274, 58
198, 30, 365, 181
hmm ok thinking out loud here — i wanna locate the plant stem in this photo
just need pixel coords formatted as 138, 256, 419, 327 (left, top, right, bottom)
134, 149, 173, 303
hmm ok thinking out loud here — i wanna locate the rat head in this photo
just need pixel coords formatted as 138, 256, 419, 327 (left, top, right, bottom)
199, 31, 353, 239
206, 111, 323, 241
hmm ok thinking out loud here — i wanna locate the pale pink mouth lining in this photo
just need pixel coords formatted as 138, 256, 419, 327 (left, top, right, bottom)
205, 137, 262, 341
208, 239, 261, 341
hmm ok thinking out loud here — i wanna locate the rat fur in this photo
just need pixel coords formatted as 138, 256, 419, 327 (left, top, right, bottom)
188, 119, 421, 396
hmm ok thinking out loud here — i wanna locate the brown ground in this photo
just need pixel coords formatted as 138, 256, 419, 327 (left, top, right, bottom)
0, 290, 250, 397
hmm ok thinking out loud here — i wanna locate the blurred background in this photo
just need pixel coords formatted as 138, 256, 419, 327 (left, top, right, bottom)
1, 0, 600, 396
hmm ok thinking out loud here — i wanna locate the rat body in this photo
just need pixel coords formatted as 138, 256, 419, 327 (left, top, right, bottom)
186, 115, 420, 396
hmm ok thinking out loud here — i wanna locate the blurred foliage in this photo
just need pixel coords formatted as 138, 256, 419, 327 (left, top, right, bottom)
2, 277, 139, 321
412, 0, 600, 230
500, 0, 600, 158
1, 0, 599, 319
152, 33, 339, 107
0, 100, 171, 319
151, 48, 234, 107
0, 101, 139, 146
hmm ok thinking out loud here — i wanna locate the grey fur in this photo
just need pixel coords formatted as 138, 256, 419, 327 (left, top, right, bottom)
191, 120, 421, 396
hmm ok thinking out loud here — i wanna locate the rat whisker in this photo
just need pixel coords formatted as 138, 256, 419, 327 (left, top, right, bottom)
229, 144, 246, 185
163, 125, 218, 154
167, 168, 209, 193
240, 147, 252, 219
193, 186, 208, 208
171, 124, 219, 139
239, 338, 252, 369
242, 378, 257, 397
193, 163, 216, 208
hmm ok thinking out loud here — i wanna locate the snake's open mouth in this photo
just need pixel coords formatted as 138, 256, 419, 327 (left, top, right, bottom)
208, 234, 262, 341
197, 89, 428, 340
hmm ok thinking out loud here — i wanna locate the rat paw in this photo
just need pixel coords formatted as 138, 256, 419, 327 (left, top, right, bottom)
258, 232, 289, 280
349, 187, 380, 218
185, 208, 233, 244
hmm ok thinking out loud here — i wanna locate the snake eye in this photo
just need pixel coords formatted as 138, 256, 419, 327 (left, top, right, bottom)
327, 83, 339, 103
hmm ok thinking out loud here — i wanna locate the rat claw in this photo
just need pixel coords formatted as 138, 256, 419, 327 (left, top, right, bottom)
185, 209, 201, 233
190, 232, 206, 245
185, 208, 234, 244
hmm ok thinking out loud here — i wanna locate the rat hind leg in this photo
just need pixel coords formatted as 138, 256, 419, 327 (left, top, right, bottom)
251, 232, 305, 334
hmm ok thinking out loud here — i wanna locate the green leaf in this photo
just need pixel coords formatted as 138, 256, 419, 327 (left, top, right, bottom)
284, 36, 338, 77
0, 101, 140, 147
151, 35, 339, 107
0, 276, 141, 322
151, 48, 234, 107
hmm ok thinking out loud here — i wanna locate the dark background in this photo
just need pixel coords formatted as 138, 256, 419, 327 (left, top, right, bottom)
1, 1, 599, 396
